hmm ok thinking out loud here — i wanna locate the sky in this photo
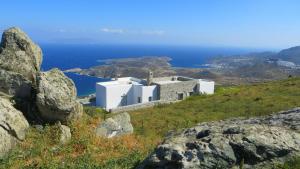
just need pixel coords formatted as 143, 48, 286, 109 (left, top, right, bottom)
0, 0, 300, 48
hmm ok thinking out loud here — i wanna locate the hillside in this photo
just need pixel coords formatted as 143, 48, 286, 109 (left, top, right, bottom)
278, 46, 300, 64
205, 47, 300, 85
1, 77, 300, 168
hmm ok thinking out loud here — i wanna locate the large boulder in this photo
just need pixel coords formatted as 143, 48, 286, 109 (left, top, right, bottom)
0, 27, 42, 83
139, 108, 300, 169
95, 112, 133, 138
36, 68, 83, 123
0, 97, 29, 158
0, 27, 42, 118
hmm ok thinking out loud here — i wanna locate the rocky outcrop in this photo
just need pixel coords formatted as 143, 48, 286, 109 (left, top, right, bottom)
95, 112, 133, 138
36, 68, 83, 123
0, 27, 83, 157
0, 27, 82, 124
0, 97, 29, 157
139, 108, 300, 169
0, 27, 42, 83
0, 27, 39, 116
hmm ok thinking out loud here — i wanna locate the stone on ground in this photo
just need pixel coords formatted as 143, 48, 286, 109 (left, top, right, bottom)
95, 112, 133, 138
58, 123, 71, 144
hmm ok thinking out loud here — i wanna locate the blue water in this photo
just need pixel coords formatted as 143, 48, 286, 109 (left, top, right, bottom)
40, 44, 260, 96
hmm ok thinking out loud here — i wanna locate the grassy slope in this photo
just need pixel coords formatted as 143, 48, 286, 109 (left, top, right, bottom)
1, 78, 300, 169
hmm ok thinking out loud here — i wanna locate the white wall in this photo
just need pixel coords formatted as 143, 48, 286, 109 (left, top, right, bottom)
96, 84, 106, 108
131, 85, 157, 104
197, 80, 215, 94
105, 84, 133, 111
133, 84, 143, 104
140, 85, 157, 103
96, 82, 158, 111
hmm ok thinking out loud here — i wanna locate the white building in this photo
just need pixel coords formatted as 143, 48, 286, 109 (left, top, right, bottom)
96, 77, 158, 111
96, 76, 214, 111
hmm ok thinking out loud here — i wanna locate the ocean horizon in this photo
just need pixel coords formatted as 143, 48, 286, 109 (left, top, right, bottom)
40, 44, 264, 96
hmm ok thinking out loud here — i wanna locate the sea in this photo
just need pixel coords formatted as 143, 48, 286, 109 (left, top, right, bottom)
40, 44, 261, 96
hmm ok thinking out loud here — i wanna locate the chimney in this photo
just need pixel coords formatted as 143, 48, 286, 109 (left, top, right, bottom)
147, 71, 153, 86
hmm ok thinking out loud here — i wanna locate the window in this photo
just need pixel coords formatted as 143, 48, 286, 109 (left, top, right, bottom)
178, 93, 184, 100
148, 97, 152, 102
189, 92, 193, 96
121, 95, 127, 106
137, 97, 141, 103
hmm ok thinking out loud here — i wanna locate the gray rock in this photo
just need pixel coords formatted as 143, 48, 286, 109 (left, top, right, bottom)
0, 97, 29, 158
95, 112, 133, 138
36, 68, 83, 123
0, 127, 17, 158
0, 69, 32, 99
58, 123, 71, 144
139, 108, 300, 169
0, 27, 42, 118
0, 27, 42, 83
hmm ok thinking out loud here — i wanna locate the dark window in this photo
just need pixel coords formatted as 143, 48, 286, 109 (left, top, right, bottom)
121, 95, 127, 106
189, 92, 193, 96
138, 97, 141, 103
148, 97, 152, 102
178, 93, 184, 100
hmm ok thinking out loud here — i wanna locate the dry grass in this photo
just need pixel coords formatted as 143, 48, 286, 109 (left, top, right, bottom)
1, 77, 300, 168
0, 111, 147, 169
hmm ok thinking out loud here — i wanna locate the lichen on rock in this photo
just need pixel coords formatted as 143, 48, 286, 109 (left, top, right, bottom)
0, 27, 83, 158
0, 27, 42, 83
139, 108, 300, 169
36, 68, 83, 123
0, 97, 29, 158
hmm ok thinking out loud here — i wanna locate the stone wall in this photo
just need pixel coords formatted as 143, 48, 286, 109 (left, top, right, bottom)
152, 76, 175, 83
157, 80, 198, 101
110, 100, 177, 113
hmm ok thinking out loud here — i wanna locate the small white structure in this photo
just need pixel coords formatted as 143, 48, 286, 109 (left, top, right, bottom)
96, 77, 157, 111
197, 79, 215, 94
96, 76, 214, 111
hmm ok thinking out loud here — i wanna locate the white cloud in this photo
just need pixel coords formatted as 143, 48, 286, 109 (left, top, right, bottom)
100, 28, 165, 36
100, 28, 124, 34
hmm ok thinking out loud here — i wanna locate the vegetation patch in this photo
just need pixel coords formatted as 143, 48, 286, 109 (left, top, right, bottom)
1, 77, 300, 168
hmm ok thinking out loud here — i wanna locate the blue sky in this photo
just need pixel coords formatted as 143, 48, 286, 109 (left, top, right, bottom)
0, 0, 300, 48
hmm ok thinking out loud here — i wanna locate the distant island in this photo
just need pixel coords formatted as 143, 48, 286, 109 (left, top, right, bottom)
64, 56, 216, 80
64, 46, 300, 85
206, 46, 300, 83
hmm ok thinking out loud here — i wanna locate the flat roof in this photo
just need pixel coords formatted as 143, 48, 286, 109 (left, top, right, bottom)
97, 76, 214, 86
97, 77, 143, 86
198, 79, 214, 83
154, 80, 181, 85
